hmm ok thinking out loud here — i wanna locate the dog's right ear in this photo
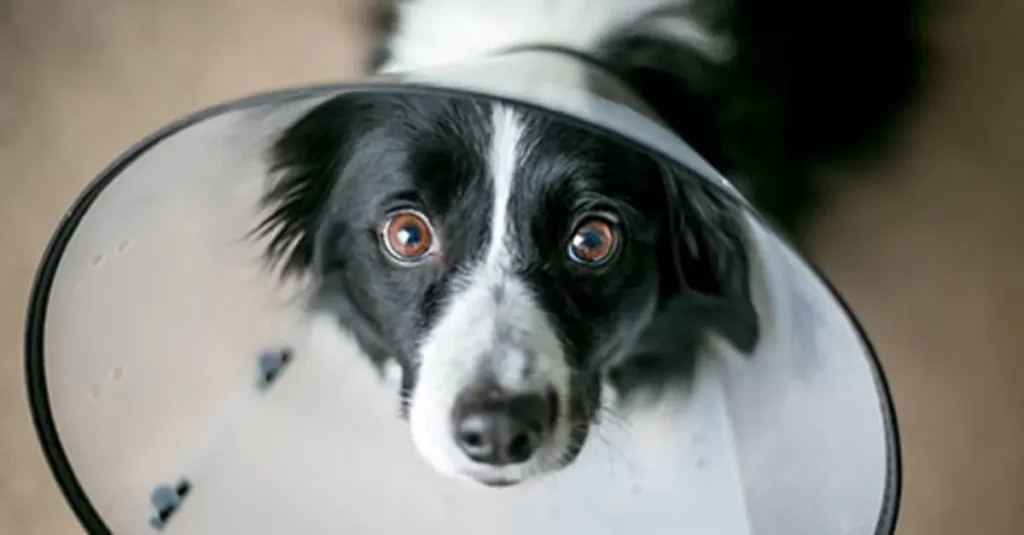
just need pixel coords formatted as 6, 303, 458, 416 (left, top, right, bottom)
608, 164, 760, 401
253, 96, 373, 277
655, 163, 760, 353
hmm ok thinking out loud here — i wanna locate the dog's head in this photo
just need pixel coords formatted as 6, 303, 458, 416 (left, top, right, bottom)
256, 92, 758, 486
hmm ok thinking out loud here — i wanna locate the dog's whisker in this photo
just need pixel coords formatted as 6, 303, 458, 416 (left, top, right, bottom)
597, 409, 633, 435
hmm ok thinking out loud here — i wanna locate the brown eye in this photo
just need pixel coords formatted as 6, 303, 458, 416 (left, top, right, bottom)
380, 209, 436, 264
567, 216, 619, 266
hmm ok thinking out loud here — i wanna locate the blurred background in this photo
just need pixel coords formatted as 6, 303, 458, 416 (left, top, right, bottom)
1, 0, 1021, 533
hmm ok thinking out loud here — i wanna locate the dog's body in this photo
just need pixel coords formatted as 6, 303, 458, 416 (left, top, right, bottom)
256, 0, 921, 487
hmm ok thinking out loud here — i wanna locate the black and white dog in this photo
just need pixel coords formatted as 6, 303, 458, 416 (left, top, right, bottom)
256, 0, 921, 487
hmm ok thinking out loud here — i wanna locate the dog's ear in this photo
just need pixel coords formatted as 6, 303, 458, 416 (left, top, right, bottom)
252, 96, 401, 370
655, 163, 760, 353
610, 165, 759, 399
253, 95, 372, 277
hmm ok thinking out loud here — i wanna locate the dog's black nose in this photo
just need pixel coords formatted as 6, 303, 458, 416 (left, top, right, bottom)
452, 387, 553, 466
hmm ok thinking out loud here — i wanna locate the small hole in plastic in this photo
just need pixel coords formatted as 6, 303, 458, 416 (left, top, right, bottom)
116, 240, 132, 255
149, 478, 192, 530
256, 349, 293, 391
90, 253, 105, 268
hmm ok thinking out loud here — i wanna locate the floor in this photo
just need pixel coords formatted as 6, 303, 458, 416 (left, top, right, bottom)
0, 0, 1021, 533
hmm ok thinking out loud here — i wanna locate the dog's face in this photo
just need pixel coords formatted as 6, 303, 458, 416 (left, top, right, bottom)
257, 92, 756, 486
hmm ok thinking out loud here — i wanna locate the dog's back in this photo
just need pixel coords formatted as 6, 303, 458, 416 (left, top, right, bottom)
370, 0, 923, 233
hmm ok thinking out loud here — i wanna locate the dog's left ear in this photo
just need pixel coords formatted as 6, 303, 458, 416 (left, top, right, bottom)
651, 163, 760, 355
608, 164, 760, 399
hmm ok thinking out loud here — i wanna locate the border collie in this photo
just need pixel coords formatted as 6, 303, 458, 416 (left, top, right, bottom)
255, 0, 921, 487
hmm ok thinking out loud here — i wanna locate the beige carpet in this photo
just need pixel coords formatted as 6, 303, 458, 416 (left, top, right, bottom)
1, 0, 1021, 533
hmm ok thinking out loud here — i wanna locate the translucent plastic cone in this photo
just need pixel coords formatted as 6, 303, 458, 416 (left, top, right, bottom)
25, 52, 899, 535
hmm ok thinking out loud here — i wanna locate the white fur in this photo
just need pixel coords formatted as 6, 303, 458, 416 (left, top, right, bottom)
356, 0, 730, 484
379, 0, 727, 73
407, 106, 573, 483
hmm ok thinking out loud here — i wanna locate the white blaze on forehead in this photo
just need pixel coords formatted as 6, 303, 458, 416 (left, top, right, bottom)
485, 105, 521, 278
407, 104, 572, 479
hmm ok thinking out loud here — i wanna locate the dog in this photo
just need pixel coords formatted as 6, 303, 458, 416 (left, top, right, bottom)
254, 0, 921, 487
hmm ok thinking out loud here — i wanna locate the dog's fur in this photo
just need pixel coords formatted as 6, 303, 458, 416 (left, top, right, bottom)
255, 0, 921, 486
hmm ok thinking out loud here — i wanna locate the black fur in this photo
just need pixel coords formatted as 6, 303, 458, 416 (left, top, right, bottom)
256, 0, 922, 478
257, 94, 496, 373
256, 90, 757, 418
594, 0, 923, 233
367, 0, 400, 71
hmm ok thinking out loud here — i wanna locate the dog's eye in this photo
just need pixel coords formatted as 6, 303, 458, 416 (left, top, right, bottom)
380, 209, 436, 264
567, 216, 619, 267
